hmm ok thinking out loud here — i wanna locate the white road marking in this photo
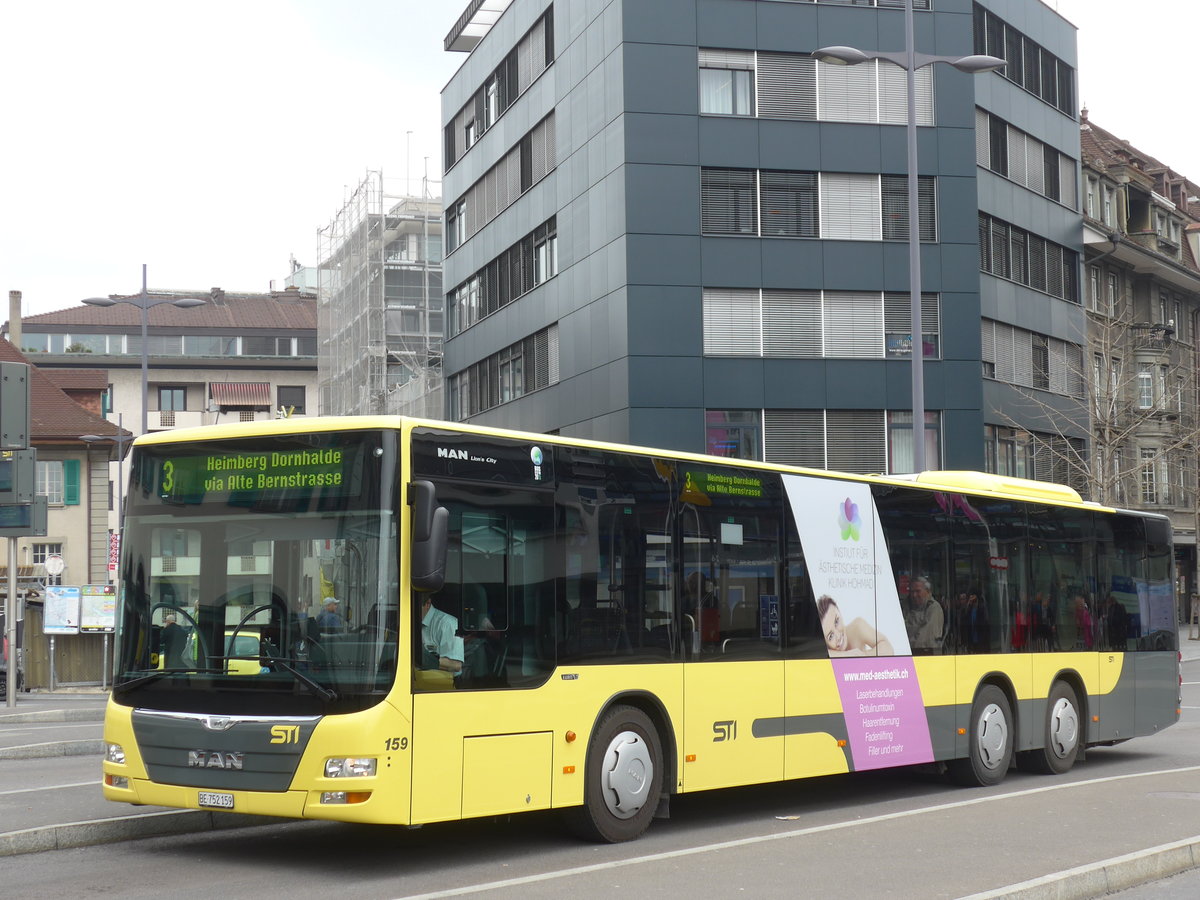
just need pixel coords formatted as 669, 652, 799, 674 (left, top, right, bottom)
391, 765, 1200, 900
0, 781, 95, 797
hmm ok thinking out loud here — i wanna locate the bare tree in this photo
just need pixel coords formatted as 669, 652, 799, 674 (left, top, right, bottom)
992, 297, 1197, 508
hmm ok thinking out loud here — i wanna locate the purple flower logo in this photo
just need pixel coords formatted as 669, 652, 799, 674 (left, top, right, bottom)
838, 497, 862, 541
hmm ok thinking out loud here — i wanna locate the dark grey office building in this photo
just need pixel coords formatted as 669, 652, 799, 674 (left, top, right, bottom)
441, 0, 1083, 479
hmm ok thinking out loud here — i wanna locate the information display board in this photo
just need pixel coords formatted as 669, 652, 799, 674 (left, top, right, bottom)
81, 584, 117, 633
44, 585, 81, 635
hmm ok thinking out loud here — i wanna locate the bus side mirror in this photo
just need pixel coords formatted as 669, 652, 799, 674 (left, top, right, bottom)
409, 480, 448, 593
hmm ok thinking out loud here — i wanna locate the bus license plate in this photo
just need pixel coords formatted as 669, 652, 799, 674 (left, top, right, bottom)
198, 791, 234, 810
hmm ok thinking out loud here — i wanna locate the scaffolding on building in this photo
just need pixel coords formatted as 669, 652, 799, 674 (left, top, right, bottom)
317, 171, 444, 417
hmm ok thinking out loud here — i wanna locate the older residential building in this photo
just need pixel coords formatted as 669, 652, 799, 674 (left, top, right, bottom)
2, 286, 318, 536
0, 336, 130, 687
440, 0, 1084, 482
1078, 111, 1200, 594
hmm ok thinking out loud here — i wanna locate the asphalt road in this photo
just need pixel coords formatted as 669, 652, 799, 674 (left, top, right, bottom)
3, 648, 1200, 898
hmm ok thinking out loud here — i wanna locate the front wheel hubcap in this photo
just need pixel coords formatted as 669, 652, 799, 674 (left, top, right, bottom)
601, 730, 652, 819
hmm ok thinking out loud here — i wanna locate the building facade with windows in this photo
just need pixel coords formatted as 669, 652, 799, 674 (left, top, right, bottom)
0, 336, 129, 688
1077, 112, 1200, 593
3, 287, 318, 537
440, 0, 1081, 478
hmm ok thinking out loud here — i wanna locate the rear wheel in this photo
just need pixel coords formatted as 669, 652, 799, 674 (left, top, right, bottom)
564, 704, 663, 843
1016, 681, 1080, 775
949, 684, 1013, 787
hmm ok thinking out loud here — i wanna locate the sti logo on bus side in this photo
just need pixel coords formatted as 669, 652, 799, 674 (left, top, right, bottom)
188, 750, 245, 770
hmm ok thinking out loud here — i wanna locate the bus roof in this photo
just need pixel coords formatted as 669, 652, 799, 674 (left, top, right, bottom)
134, 416, 1108, 512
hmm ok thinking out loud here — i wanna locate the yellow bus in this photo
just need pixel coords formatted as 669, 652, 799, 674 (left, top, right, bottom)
102, 417, 1181, 842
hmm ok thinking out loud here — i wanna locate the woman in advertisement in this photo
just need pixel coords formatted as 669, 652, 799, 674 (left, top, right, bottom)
817, 595, 894, 657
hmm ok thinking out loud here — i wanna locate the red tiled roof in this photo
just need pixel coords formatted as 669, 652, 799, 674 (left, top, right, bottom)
41, 369, 109, 391
0, 340, 128, 442
7, 288, 316, 333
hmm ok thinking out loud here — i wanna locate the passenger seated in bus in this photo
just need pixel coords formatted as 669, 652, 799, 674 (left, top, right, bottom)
420, 594, 465, 677
317, 597, 343, 632
816, 595, 894, 657
903, 577, 945, 653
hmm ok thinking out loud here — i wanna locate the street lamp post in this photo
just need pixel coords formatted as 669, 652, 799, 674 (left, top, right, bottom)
83, 264, 206, 435
813, 2, 1004, 473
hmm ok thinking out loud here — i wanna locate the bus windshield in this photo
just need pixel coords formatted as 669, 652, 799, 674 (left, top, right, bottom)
112, 429, 398, 716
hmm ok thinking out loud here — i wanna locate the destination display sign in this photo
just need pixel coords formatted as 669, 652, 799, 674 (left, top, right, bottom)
155, 446, 359, 504
681, 467, 765, 502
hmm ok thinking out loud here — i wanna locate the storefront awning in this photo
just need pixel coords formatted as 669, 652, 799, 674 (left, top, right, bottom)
210, 382, 271, 407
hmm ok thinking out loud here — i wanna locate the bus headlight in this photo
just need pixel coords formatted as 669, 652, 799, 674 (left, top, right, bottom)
324, 757, 377, 778
105, 743, 126, 764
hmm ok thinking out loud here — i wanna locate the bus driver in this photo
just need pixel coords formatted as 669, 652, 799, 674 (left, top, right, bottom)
421, 594, 465, 676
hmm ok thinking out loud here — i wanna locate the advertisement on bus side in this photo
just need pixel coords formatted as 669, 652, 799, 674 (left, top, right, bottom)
783, 474, 934, 771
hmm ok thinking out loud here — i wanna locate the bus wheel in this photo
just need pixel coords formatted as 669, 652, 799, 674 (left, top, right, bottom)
564, 704, 663, 843
949, 685, 1012, 787
1017, 681, 1080, 775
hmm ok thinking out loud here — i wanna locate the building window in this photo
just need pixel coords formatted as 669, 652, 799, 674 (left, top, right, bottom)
703, 288, 940, 360
449, 325, 558, 419
702, 168, 758, 235
756, 409, 938, 475
702, 168, 937, 242
448, 217, 556, 337
445, 9, 554, 170
277, 385, 306, 415
158, 386, 186, 411
1088, 267, 1100, 311
705, 410, 762, 460
976, 110, 1076, 208
760, 171, 818, 237
35, 458, 76, 508
1140, 448, 1158, 503
699, 50, 754, 116
981, 319, 1085, 398
32, 543, 64, 586
1137, 364, 1154, 409
887, 411, 941, 475
978, 213, 1079, 302
881, 176, 937, 242
974, 4, 1075, 115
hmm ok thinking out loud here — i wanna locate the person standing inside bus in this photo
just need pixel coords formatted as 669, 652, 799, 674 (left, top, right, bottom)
904, 577, 945, 653
160, 615, 187, 669
421, 595, 465, 676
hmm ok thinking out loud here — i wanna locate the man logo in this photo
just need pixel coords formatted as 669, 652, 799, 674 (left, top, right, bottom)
188, 750, 245, 770
436, 447, 468, 460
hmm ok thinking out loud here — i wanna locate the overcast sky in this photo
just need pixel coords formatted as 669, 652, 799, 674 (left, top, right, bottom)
2, 1, 1196, 319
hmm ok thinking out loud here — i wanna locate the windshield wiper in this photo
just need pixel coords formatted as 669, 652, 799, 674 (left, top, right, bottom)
223, 654, 338, 702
